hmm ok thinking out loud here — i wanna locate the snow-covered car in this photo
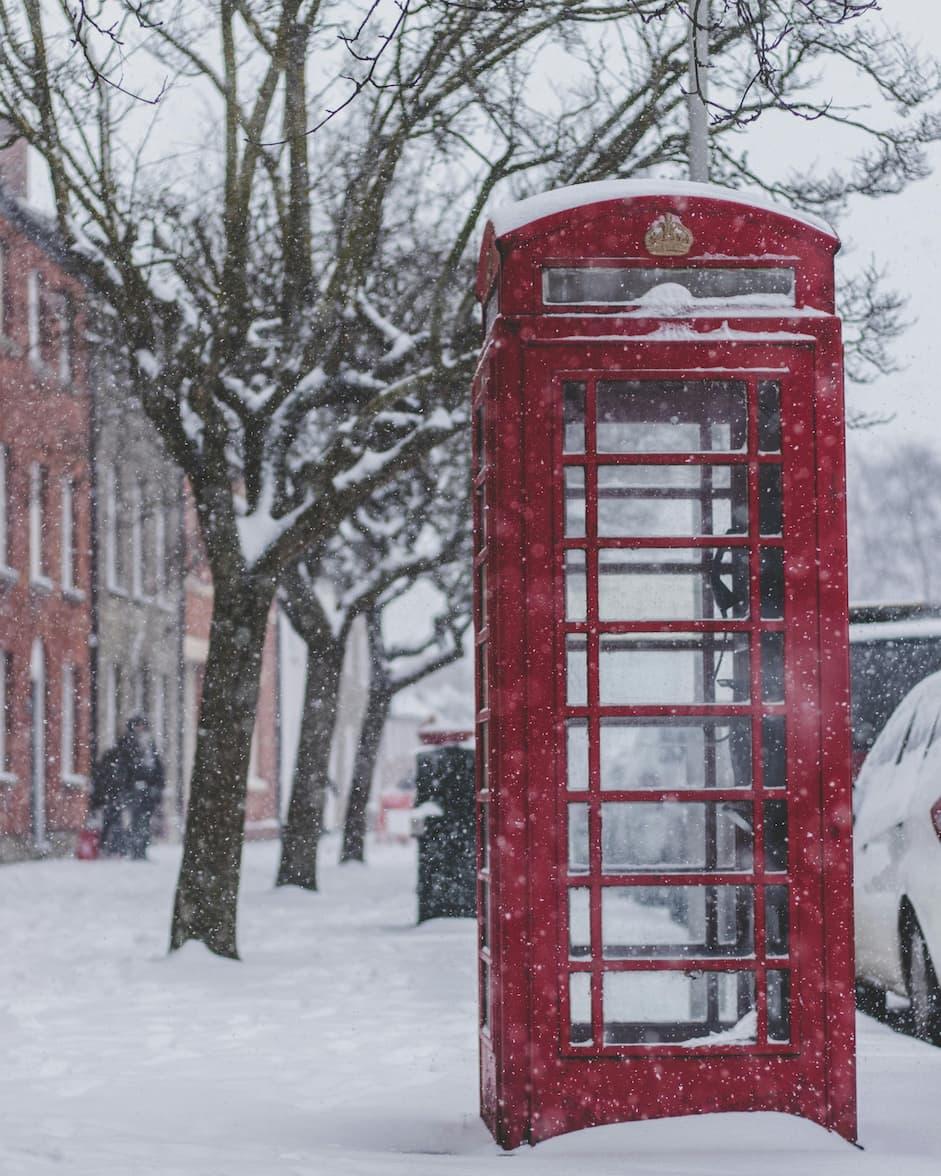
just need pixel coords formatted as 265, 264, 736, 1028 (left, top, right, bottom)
854, 671, 941, 1041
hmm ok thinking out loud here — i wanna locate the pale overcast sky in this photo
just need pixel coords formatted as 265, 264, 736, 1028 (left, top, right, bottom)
798, 1, 941, 449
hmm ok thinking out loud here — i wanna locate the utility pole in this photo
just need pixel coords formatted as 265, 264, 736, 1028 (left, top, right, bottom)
687, 0, 710, 182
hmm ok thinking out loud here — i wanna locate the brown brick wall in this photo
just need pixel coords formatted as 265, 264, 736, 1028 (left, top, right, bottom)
0, 209, 92, 851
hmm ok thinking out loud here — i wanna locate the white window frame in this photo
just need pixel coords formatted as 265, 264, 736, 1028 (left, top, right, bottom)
27, 269, 41, 369
61, 475, 76, 592
60, 662, 85, 787
154, 503, 167, 602
105, 466, 125, 594
131, 479, 144, 599
152, 672, 166, 755
0, 649, 13, 784
29, 462, 51, 588
104, 661, 123, 746
57, 293, 73, 385
132, 664, 148, 715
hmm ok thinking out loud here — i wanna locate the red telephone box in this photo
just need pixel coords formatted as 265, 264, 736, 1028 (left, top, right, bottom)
471, 182, 856, 1148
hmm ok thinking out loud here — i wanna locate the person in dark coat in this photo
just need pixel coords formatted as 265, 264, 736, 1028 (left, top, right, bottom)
90, 743, 127, 857
107, 715, 164, 860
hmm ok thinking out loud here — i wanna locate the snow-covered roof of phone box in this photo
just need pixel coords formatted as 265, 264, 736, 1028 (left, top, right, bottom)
489, 180, 837, 240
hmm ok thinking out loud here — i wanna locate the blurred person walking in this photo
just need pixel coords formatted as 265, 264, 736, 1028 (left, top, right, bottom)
90, 716, 165, 859
118, 716, 165, 861
90, 742, 127, 857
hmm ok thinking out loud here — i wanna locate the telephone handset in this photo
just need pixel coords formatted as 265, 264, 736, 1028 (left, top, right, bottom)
707, 532, 752, 790
708, 531, 749, 619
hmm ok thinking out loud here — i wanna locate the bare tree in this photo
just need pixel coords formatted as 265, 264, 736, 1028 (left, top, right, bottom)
848, 440, 941, 605
277, 434, 470, 885
339, 547, 471, 866
1, 1, 937, 955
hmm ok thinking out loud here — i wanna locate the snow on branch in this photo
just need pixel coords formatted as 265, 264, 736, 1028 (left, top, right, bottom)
355, 289, 423, 367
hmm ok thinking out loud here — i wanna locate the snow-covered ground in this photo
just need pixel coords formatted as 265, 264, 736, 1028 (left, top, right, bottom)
1, 838, 940, 1176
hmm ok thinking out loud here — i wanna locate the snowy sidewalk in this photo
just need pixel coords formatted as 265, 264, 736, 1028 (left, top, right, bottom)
1, 838, 940, 1176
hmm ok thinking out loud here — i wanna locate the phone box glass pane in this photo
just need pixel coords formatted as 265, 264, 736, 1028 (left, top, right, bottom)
603, 971, 756, 1045
759, 548, 784, 619
767, 970, 791, 1042
543, 266, 795, 306
565, 467, 586, 537
762, 717, 787, 788
601, 801, 754, 873
563, 382, 586, 453
761, 632, 785, 702
567, 636, 587, 705
600, 718, 752, 791
565, 549, 587, 620
758, 381, 782, 452
602, 885, 754, 958
596, 380, 747, 454
759, 464, 783, 535
764, 799, 788, 873
567, 719, 589, 790
766, 885, 789, 956
598, 464, 747, 537
599, 633, 751, 705
568, 803, 590, 874
569, 887, 591, 958
599, 546, 749, 621
570, 972, 592, 1044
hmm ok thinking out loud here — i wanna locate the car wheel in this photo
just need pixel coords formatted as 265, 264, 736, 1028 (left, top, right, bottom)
907, 920, 941, 1045
855, 978, 887, 1020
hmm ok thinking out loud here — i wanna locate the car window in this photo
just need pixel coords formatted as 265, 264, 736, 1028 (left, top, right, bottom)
900, 704, 933, 761
926, 709, 941, 754
867, 702, 916, 769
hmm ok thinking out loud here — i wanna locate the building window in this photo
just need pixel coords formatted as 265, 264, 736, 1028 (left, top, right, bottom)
153, 501, 166, 600
105, 662, 123, 747
56, 292, 73, 384
106, 466, 126, 592
27, 269, 42, 368
131, 479, 144, 598
248, 726, 267, 792
29, 462, 50, 586
0, 649, 12, 780
132, 664, 151, 717
0, 240, 10, 338
0, 443, 10, 571
153, 673, 167, 755
61, 476, 79, 592
61, 663, 83, 785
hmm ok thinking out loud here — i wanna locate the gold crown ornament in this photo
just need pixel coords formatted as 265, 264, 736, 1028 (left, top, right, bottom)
644, 212, 694, 257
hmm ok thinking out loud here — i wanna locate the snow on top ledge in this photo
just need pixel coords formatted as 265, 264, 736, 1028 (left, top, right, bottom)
850, 619, 941, 643
489, 180, 836, 240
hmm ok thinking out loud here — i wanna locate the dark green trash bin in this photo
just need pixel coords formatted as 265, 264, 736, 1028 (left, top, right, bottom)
413, 743, 476, 923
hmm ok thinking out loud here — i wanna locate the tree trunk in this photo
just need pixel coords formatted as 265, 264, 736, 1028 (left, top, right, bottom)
170, 578, 272, 958
276, 640, 344, 889
340, 683, 391, 864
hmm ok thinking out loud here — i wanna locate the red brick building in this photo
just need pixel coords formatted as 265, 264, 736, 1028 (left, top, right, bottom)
1, 141, 282, 860
0, 164, 93, 859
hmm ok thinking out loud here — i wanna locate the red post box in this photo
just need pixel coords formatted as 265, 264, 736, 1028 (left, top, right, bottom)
471, 182, 855, 1148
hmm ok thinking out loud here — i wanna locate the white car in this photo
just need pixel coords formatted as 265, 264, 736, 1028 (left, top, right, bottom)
854, 670, 941, 1042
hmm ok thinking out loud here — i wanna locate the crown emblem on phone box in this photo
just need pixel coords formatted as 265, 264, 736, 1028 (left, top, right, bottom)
644, 213, 694, 256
